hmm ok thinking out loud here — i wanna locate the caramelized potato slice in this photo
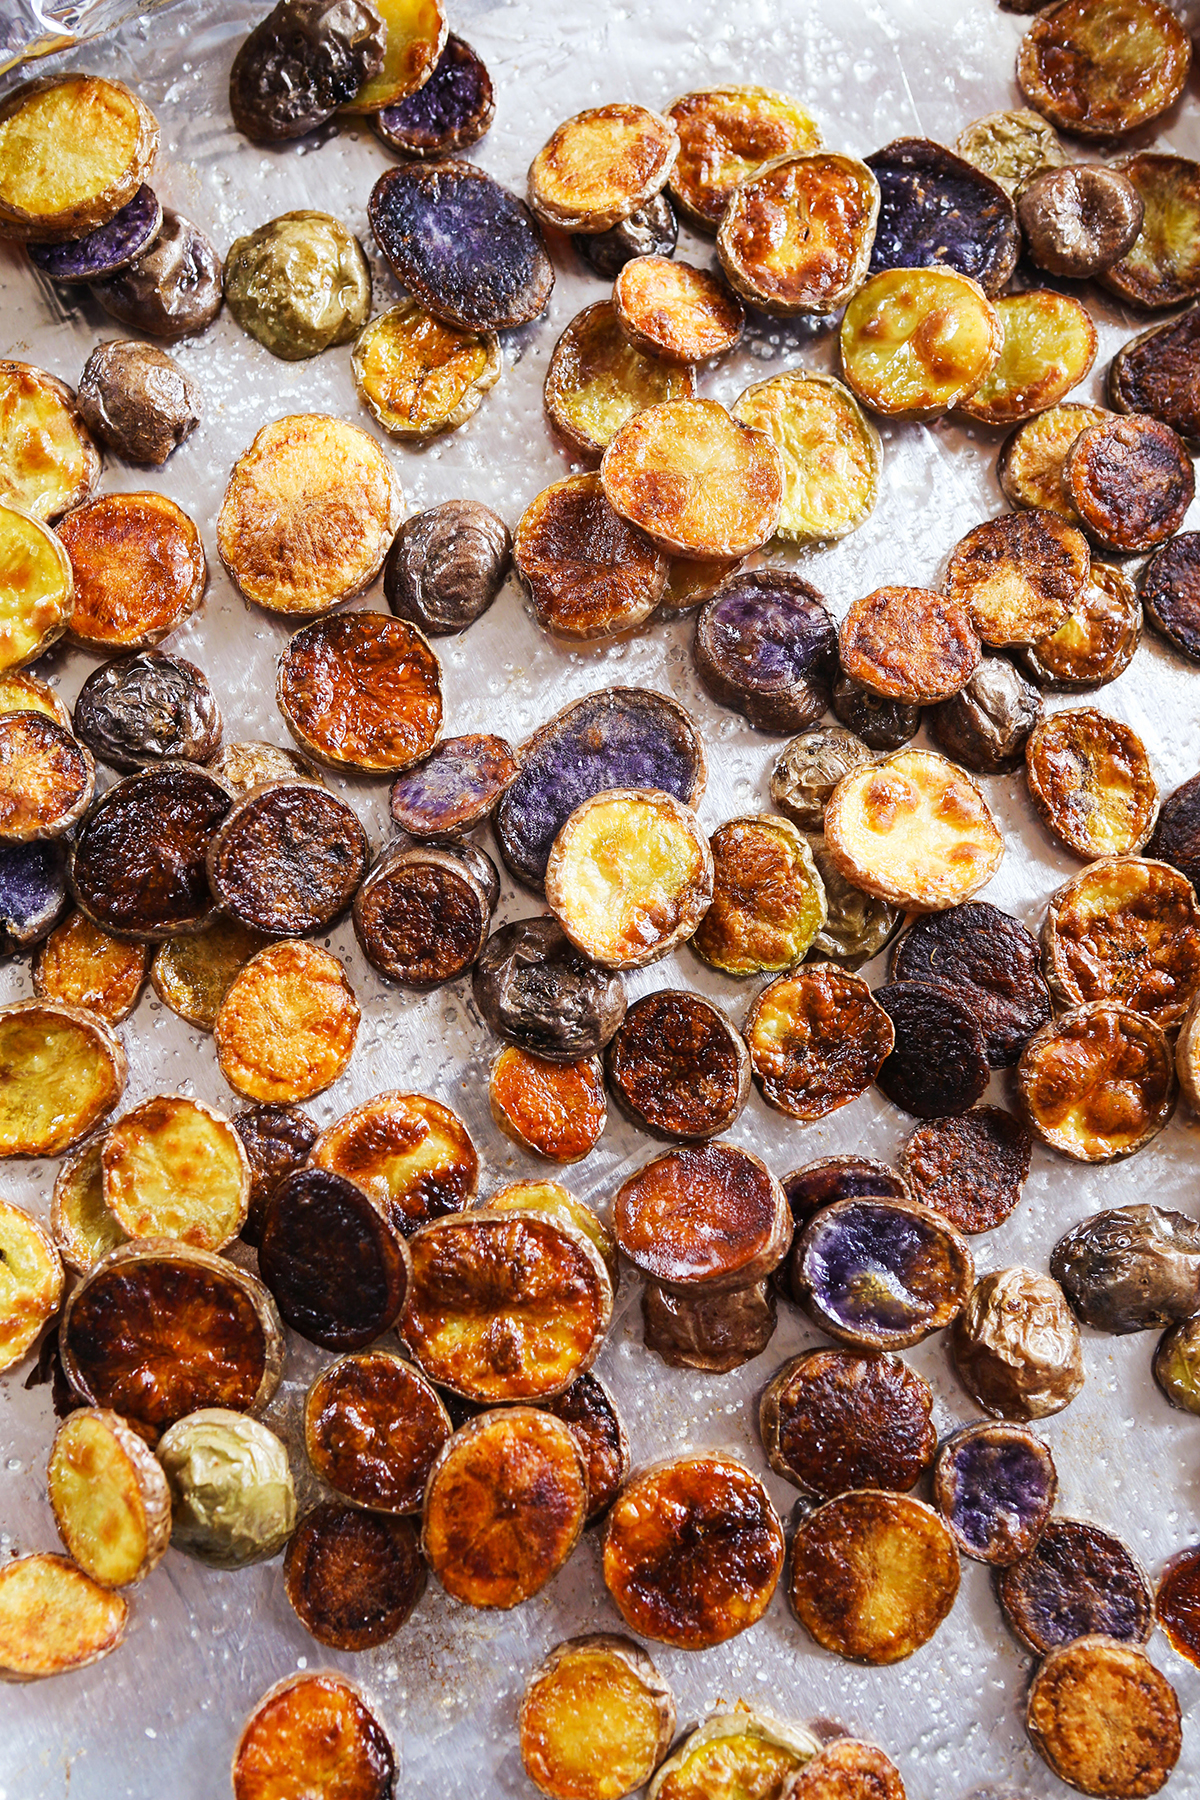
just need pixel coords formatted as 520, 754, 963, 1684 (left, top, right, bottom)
1026, 1636, 1181, 1800
1021, 560, 1141, 691
761, 1347, 936, 1498
235, 1102, 318, 1246
260, 1168, 410, 1351
718, 153, 880, 316
601, 399, 783, 559
277, 613, 442, 773
999, 1516, 1153, 1654
0, 711, 93, 842
339, 0, 447, 113
529, 104, 678, 233
422, 1407, 587, 1607
900, 1106, 1032, 1233
514, 473, 667, 641
351, 300, 500, 439
0, 998, 126, 1158
602, 1454, 784, 1649
544, 300, 694, 457
839, 586, 980, 702
0, 1553, 126, 1680
649, 1712, 821, 1800
151, 917, 268, 1030
284, 1502, 425, 1651
489, 1180, 619, 1294
1043, 857, 1200, 1031
943, 511, 1089, 648
0, 667, 69, 728
51, 1139, 127, 1275
232, 1673, 396, 1800
1101, 153, 1200, 312
0, 75, 158, 242
48, 1407, 170, 1587
1109, 306, 1200, 442
58, 490, 206, 652
0, 501, 72, 670
1017, 0, 1192, 140
782, 1741, 907, 1800
490, 1046, 606, 1163
1064, 414, 1193, 554
0, 1196, 62, 1370
68, 765, 230, 941
520, 1634, 675, 1800
692, 815, 826, 976
34, 910, 147, 1022
0, 363, 99, 523
607, 989, 750, 1140
1019, 1002, 1175, 1161
101, 1093, 249, 1251
840, 268, 1002, 420
614, 257, 743, 364
667, 87, 822, 230
613, 1140, 790, 1292
957, 290, 1097, 428
824, 749, 1004, 911
745, 964, 895, 1121
731, 371, 880, 543
310, 1090, 476, 1236
214, 940, 360, 1102
998, 400, 1110, 521
545, 1373, 629, 1523
305, 1348, 451, 1512
1025, 707, 1157, 859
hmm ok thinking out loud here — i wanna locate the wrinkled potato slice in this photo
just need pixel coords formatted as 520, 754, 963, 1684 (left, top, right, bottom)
998, 401, 1110, 521
0, 1554, 126, 1680
58, 490, 206, 651
1019, 1003, 1175, 1161
824, 749, 1004, 912
718, 152, 879, 316
745, 964, 895, 1122
339, 0, 447, 113
529, 103, 678, 233
0, 363, 100, 524
1064, 414, 1194, 554
520, 1634, 675, 1800
957, 290, 1096, 427
0, 1196, 63, 1370
215, 940, 360, 1102
0, 75, 158, 242
0, 998, 126, 1157
1025, 707, 1157, 858
840, 268, 1002, 419
50, 1138, 127, 1275
48, 1408, 171, 1588
943, 510, 1089, 648
1101, 153, 1200, 312
601, 398, 783, 559
667, 87, 822, 230
309, 1089, 477, 1237
544, 301, 694, 457
351, 299, 500, 440
151, 917, 269, 1030
101, 1093, 249, 1251
1017, 0, 1191, 141
732, 370, 880, 542
0, 502, 71, 671
34, 911, 147, 1023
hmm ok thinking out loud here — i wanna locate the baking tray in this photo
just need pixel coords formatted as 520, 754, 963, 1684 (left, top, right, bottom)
2, 1, 1200, 1794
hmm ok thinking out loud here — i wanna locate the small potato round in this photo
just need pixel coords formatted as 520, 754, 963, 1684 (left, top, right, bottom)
1025, 707, 1157, 859
643, 1279, 776, 1374
745, 965, 895, 1122
0, 1553, 126, 1681
90, 211, 223, 342
277, 613, 442, 774
352, 842, 492, 989
576, 193, 678, 278
1157, 1547, 1200, 1668
232, 1672, 395, 1800
824, 749, 1004, 912
952, 1265, 1085, 1419
1063, 414, 1194, 554
514, 473, 667, 641
955, 107, 1067, 197
546, 1372, 629, 1524
389, 733, 516, 838
606, 990, 751, 1141
69, 765, 232, 945
473, 916, 628, 1063
0, 75, 158, 243
0, 1197, 63, 1370
601, 398, 783, 559
1101, 153, 1200, 313
1021, 560, 1141, 691
305, 1349, 451, 1513
840, 267, 1002, 420
490, 1047, 606, 1163
309, 1089, 476, 1238
1141, 532, 1200, 663
1017, 0, 1191, 140
839, 586, 981, 703
340, 0, 448, 114
1043, 857, 1200, 1031
386, 501, 512, 636
58, 490, 206, 651
225, 211, 371, 361
718, 152, 880, 316
29, 185, 162, 285
999, 1515, 1153, 1655
943, 510, 1090, 649
230, 0, 387, 141
0, 668, 69, 729
806, 833, 904, 971
48, 1408, 171, 1588
1109, 308, 1200, 442
694, 570, 837, 733
792, 1194, 973, 1350
544, 300, 695, 458
900, 1106, 1033, 1233
1026, 1636, 1181, 1800
259, 1168, 410, 1351
1019, 1003, 1175, 1162
731, 371, 881, 543
667, 86, 822, 230
520, 1634, 675, 1800
956, 290, 1097, 428
218, 413, 402, 616
0, 711, 93, 842
351, 300, 500, 439
215, 940, 360, 1103
373, 33, 494, 157
51, 1139, 127, 1275
0, 501, 72, 670
866, 137, 1019, 297
1018, 166, 1144, 280
998, 400, 1110, 521
782, 1742, 907, 1800
760, 1348, 936, 1499
933, 1420, 1056, 1566
207, 782, 368, 941
613, 1140, 791, 1293
529, 104, 678, 234
545, 788, 713, 970
614, 257, 743, 364
284, 1502, 425, 1651
0, 363, 100, 524
0, 998, 126, 1158
692, 815, 826, 977
874, 981, 991, 1119
101, 1093, 249, 1252
927, 656, 1042, 777
234, 1102, 319, 1246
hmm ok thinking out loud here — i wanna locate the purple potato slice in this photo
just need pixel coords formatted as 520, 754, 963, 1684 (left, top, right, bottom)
258, 1167, 411, 1350
73, 650, 222, 773
576, 192, 678, 279
1149, 771, 1200, 887
695, 570, 838, 734
780, 1157, 908, 1296
90, 210, 223, 341
1140, 531, 1200, 663
28, 186, 162, 284
368, 160, 553, 332
389, 733, 517, 839
229, 0, 387, 144
1050, 1204, 1200, 1335
873, 981, 991, 1117
495, 687, 705, 890
0, 840, 68, 954
792, 1193, 974, 1350
472, 915, 626, 1062
889, 902, 1050, 1068
998, 1516, 1154, 1654
933, 1420, 1056, 1565
866, 137, 1020, 297
207, 782, 369, 938
373, 35, 494, 159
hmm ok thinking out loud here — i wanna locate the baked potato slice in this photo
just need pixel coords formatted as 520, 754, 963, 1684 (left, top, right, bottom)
305, 1348, 451, 1513
520, 1634, 675, 1800
259, 1167, 410, 1351
1019, 1003, 1175, 1162
101, 1093, 250, 1251
999, 1515, 1152, 1654
151, 918, 269, 1030
642, 1279, 776, 1374
1026, 1635, 1181, 1800
232, 1673, 395, 1800
277, 612, 442, 773
731, 370, 880, 542
352, 300, 499, 439
1021, 560, 1141, 691
284, 1503, 424, 1652
0, 998, 126, 1158
339, 0, 447, 112
601, 398, 783, 559
792, 1194, 973, 1350
0, 1553, 126, 1680
606, 989, 750, 1141
0, 75, 158, 242
943, 510, 1089, 648
1043, 857, 1200, 1031
34, 912, 146, 1024
667, 86, 822, 230
47, 1407, 171, 1587
954, 107, 1066, 197
0, 668, 69, 728
58, 490, 206, 651
514, 473, 668, 641
956, 290, 1097, 428
50, 1139, 127, 1275
692, 815, 826, 977
0, 363, 100, 523
0, 1196, 63, 1371
933, 1420, 1056, 1567
490, 1046, 606, 1163
1063, 413, 1193, 554
1109, 306, 1200, 442
761, 1347, 936, 1499
823, 749, 1004, 911
951, 1265, 1085, 1420
745, 964, 895, 1121
649, 1711, 821, 1800
1025, 707, 1157, 859
157, 1409, 296, 1568
1017, 0, 1191, 140
373, 32, 494, 158
718, 152, 879, 315
310, 1089, 476, 1237
545, 302, 695, 457
613, 1141, 790, 1293
839, 268, 1002, 419
215, 939, 359, 1104
529, 104, 678, 233
838, 585, 980, 701
783, 1741, 907, 1800
997, 400, 1109, 521
614, 257, 743, 364
0, 711, 93, 842
1101, 152, 1200, 312
866, 137, 1018, 296
0, 501, 72, 670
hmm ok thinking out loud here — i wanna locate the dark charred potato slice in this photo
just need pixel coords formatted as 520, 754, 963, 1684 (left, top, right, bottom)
577, 193, 678, 277
1018, 167, 1143, 279
0, 998, 125, 1157
1000, 1517, 1153, 1654
1027, 1635, 1181, 1800
51, 1140, 127, 1276
692, 815, 825, 976
934, 1421, 1056, 1567
259, 1167, 409, 1350
74, 651, 220, 775
277, 613, 441, 774
603, 1454, 784, 1649
839, 586, 980, 703
520, 1634, 675, 1800
1064, 414, 1194, 553
606, 989, 749, 1139
613, 1141, 790, 1292
642, 1279, 776, 1374
207, 781, 368, 938
829, 675, 920, 752
58, 490, 206, 651
873, 981, 991, 1118
1052, 1203, 1200, 1333
780, 1157, 909, 1238
229, 0, 387, 142
309, 1089, 476, 1237
75, 340, 200, 468
943, 511, 1089, 649
0, 711, 92, 841
1109, 307, 1200, 443
544, 1372, 630, 1524
782, 1741, 906, 1800
385, 499, 510, 635
601, 399, 783, 560
694, 570, 836, 733
0, 74, 157, 244
1017, 0, 1191, 138
544, 300, 694, 459
374, 33, 493, 156
651, 1713, 822, 1800
232, 1672, 395, 1800
955, 108, 1067, 197
69, 764, 229, 940
60, 1240, 283, 1431
951, 1265, 1085, 1419
760, 1348, 936, 1498
370, 160, 553, 332
33, 910, 145, 1021
402, 1209, 611, 1401
353, 841, 491, 988
305, 1349, 450, 1512
1021, 560, 1141, 690
667, 86, 821, 230
957, 289, 1097, 429
840, 267, 1002, 420
789, 1489, 959, 1665
351, 300, 499, 440
101, 1093, 249, 1252
0, 1553, 126, 1680
792, 1194, 973, 1350
1102, 152, 1200, 311
234, 1102, 318, 1246
473, 915, 627, 1061
91, 210, 223, 341
1141, 531, 1200, 662
0, 363, 99, 524
514, 473, 667, 641
718, 153, 880, 316
891, 902, 1050, 1068
215, 939, 359, 1102
528, 104, 678, 234
745, 965, 894, 1122
928, 654, 1042, 775
731, 370, 882, 544
771, 729, 874, 832
1044, 857, 1200, 1031
389, 734, 515, 840
900, 1108, 1033, 1234
227, 211, 371, 362
489, 1047, 605, 1162
1151, 770, 1200, 888
1026, 708, 1158, 860
1157, 1547, 1200, 1668
423, 1406, 587, 1607
0, 501, 72, 670
0, 1196, 62, 1369
150, 916, 269, 1031
47, 1406, 171, 1588
614, 256, 743, 363
867, 138, 1018, 296
824, 750, 1005, 912
285, 1503, 424, 1651
998, 400, 1110, 523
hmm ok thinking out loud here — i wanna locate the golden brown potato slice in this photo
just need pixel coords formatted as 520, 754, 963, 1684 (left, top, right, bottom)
718, 153, 879, 316
50, 1138, 127, 1275
490, 1180, 619, 1294
1021, 560, 1141, 691
838, 586, 981, 702
47, 1408, 171, 1588
214, 940, 360, 1103
614, 1141, 791, 1292
422, 1407, 587, 1607
401, 1208, 612, 1401
490, 1047, 606, 1163
0, 363, 100, 523
0, 711, 93, 842
1017, 0, 1191, 141
789, 1489, 959, 1664
667, 87, 822, 230
943, 511, 1089, 648
1043, 858, 1200, 1031
0, 75, 158, 242
309, 1089, 477, 1236
304, 1348, 451, 1513
34, 910, 148, 1023
0, 1553, 127, 1679
601, 399, 783, 558
1026, 1635, 1181, 1799
745, 965, 895, 1121
781, 1739, 906, 1800
544, 301, 694, 458
101, 1093, 250, 1251
0, 998, 126, 1157
0, 1196, 63, 1371
998, 401, 1110, 522
0, 501, 72, 670
58, 490, 206, 651
1064, 414, 1194, 554
545, 788, 713, 969
150, 917, 269, 1030
691, 815, 826, 976
731, 371, 880, 543
1101, 153, 1200, 312
232, 1672, 396, 1800
339, 0, 448, 112
650, 1712, 822, 1800
840, 268, 1002, 420
351, 300, 500, 439
217, 413, 402, 616
520, 1635, 676, 1800
276, 613, 442, 773
514, 473, 668, 641
1025, 707, 1157, 858
956, 290, 1097, 427
0, 667, 70, 728
1018, 1002, 1175, 1162
824, 750, 1004, 911
529, 104, 678, 233
614, 257, 744, 364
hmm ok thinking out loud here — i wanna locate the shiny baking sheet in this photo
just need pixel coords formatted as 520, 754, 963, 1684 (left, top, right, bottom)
2, 1, 1200, 1794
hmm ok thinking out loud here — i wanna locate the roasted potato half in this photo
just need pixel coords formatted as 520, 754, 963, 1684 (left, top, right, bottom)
259, 1167, 410, 1351
761, 1348, 936, 1499
69, 765, 230, 941
999, 1516, 1153, 1655
490, 1047, 605, 1163
933, 1420, 1056, 1566
48, 1408, 171, 1587
642, 1279, 776, 1374
545, 1372, 629, 1523
1063, 413, 1194, 554
649, 1712, 822, 1800
0, 1553, 127, 1681
1043, 857, 1200, 1031
782, 1741, 906, 1800
606, 989, 751, 1140
373, 33, 494, 158
867, 137, 1019, 296
234, 1102, 318, 1247
0, 998, 126, 1158
955, 107, 1066, 197
0, 712, 93, 842
1102, 153, 1200, 313
0, 363, 100, 524
0, 1197, 63, 1371
58, 490, 206, 652
1021, 560, 1141, 691
1027, 1635, 1181, 1800
1109, 306, 1200, 443
309, 1089, 476, 1237
614, 1141, 791, 1293
101, 1093, 249, 1252
519, 1635, 675, 1800
1157, 1548, 1200, 1670
151, 918, 269, 1030
214, 940, 360, 1103
692, 815, 826, 977
277, 612, 442, 773
489, 1181, 618, 1295
157, 1409, 296, 1568
1025, 708, 1158, 859
717, 152, 880, 316
731, 371, 881, 543
824, 749, 1004, 912
339, 0, 448, 113
792, 1194, 973, 1351
943, 510, 1089, 649
694, 570, 836, 733
952, 1265, 1085, 1420
614, 256, 743, 364
1018, 1002, 1175, 1162
601, 399, 783, 560
232, 1672, 395, 1800
306, 1349, 450, 1514
351, 300, 500, 440
840, 268, 1002, 420
0, 501, 72, 671
667, 86, 822, 230
900, 1105, 1032, 1234
1018, 165, 1143, 281
528, 103, 678, 233
0, 75, 158, 242
745, 964, 894, 1122
956, 290, 1097, 428
352, 841, 493, 988
284, 1502, 425, 1652
1017, 0, 1191, 139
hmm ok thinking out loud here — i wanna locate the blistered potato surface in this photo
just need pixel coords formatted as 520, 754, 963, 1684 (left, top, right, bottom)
4, 0, 1200, 1794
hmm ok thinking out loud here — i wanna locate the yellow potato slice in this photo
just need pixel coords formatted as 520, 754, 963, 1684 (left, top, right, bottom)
0, 1553, 127, 1679
0, 501, 72, 671
0, 1197, 63, 1371
51, 1139, 127, 1276
309, 1090, 478, 1236
1100, 151, 1200, 313
34, 910, 148, 1023
544, 300, 694, 458
649, 1713, 821, 1800
658, 553, 746, 615
0, 668, 70, 727
340, 0, 448, 112
824, 749, 1005, 911
1017, 0, 1191, 141
717, 152, 880, 316
215, 939, 360, 1102
0, 998, 126, 1157
957, 291, 1097, 427
613, 257, 744, 365
101, 1093, 250, 1252
491, 1179, 618, 1293
150, 917, 269, 1031
529, 103, 678, 233
667, 86, 823, 230
520, 1635, 676, 1800
997, 401, 1110, 521
732, 370, 881, 542
840, 268, 1003, 420
47, 1408, 171, 1588
955, 108, 1067, 198
0, 363, 100, 523
351, 300, 500, 440
0, 75, 158, 242
601, 398, 783, 559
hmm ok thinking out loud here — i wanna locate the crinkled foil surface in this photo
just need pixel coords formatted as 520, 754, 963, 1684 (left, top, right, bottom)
2, 1, 1200, 1795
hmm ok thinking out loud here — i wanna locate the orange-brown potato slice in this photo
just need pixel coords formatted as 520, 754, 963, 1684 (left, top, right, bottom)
667, 87, 823, 230
1018, 1002, 1175, 1161
718, 152, 879, 316
1021, 559, 1141, 691
824, 749, 1004, 911
58, 490, 206, 651
101, 1093, 250, 1251
840, 268, 1002, 420
650, 1713, 823, 1800
839, 586, 981, 702
489, 1180, 619, 1294
351, 300, 500, 440
0, 998, 126, 1157
214, 940, 360, 1103
276, 612, 442, 773
601, 398, 782, 559
1017, 0, 1191, 141
998, 401, 1110, 522
956, 290, 1097, 427
150, 916, 269, 1031
1100, 153, 1200, 312
309, 1089, 477, 1236
614, 1141, 791, 1292
304, 1348, 451, 1513
1026, 1635, 1181, 1799
943, 510, 1089, 648
34, 911, 147, 1023
0, 1196, 63, 1370
1042, 857, 1200, 1031
0, 1553, 127, 1679
0, 668, 70, 728
232, 1672, 396, 1800
513, 473, 668, 641
1025, 707, 1157, 858
544, 301, 694, 458
614, 257, 744, 364
0, 501, 72, 670
47, 1407, 171, 1588
529, 104, 678, 233
520, 1634, 675, 1800
0, 363, 100, 523
691, 814, 826, 976
0, 711, 93, 841
490, 1047, 606, 1163
0, 75, 158, 242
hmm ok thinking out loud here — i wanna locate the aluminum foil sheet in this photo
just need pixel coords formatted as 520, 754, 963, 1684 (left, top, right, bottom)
2, 1, 1200, 1794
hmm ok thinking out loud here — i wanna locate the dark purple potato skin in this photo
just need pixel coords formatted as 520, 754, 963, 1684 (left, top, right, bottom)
934, 1422, 1056, 1565
374, 34, 494, 158
695, 571, 837, 734
1050, 1205, 1200, 1335
0, 839, 67, 953
998, 1517, 1154, 1654
496, 688, 704, 889
472, 915, 626, 1061
385, 500, 511, 636
1140, 532, 1200, 662
890, 902, 1051, 1068
831, 672, 920, 750
389, 734, 517, 839
1149, 771, 1200, 888
866, 137, 1020, 296
794, 1196, 972, 1349
73, 651, 222, 773
782, 1157, 907, 1232
368, 161, 553, 332
229, 0, 387, 143
577, 193, 678, 277
1109, 307, 1200, 444
28, 186, 163, 283
258, 1168, 410, 1350
90, 211, 223, 341
873, 981, 991, 1117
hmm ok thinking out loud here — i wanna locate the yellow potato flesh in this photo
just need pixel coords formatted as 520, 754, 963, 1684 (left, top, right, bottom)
1002, 404, 1107, 519
0, 1554, 125, 1677
556, 797, 703, 964
523, 1651, 664, 1800
0, 503, 70, 670
341, 0, 446, 112
152, 918, 267, 1030
733, 372, 878, 540
0, 1007, 119, 1155
0, 1199, 60, 1369
0, 80, 141, 217
354, 304, 497, 437
103, 1099, 246, 1251
548, 305, 692, 454
313, 1094, 472, 1212
54, 1142, 127, 1273
492, 1183, 616, 1281
963, 292, 1095, 423
656, 1735, 803, 1800
840, 269, 1000, 416
829, 751, 1003, 910
0, 370, 91, 522
534, 107, 671, 223
669, 87, 822, 225
49, 1414, 149, 1588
